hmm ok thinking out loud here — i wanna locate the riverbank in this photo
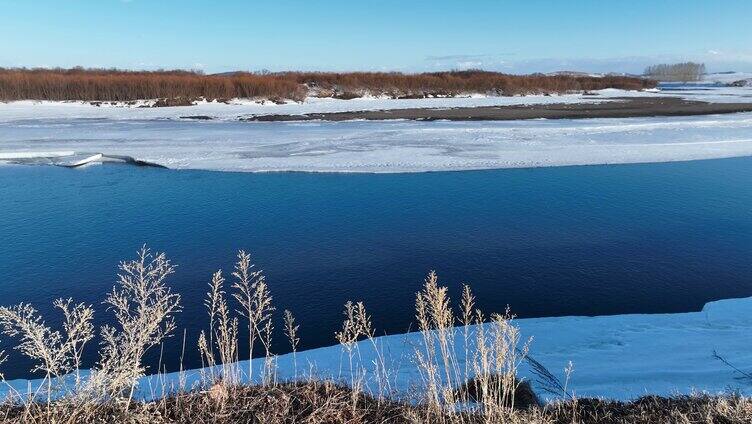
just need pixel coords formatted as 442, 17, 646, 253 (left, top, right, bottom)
244, 97, 752, 122
2, 383, 750, 423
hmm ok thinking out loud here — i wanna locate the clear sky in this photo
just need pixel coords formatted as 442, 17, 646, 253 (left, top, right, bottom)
2, 0, 751, 74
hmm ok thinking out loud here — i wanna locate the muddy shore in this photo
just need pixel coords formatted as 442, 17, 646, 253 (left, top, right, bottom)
241, 97, 752, 122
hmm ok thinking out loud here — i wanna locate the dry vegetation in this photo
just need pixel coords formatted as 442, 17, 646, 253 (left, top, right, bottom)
0, 68, 656, 104
290, 71, 655, 98
0, 246, 747, 423
0, 68, 306, 103
3, 384, 751, 424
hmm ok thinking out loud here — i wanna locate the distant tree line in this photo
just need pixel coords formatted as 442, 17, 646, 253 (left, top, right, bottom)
644, 62, 706, 82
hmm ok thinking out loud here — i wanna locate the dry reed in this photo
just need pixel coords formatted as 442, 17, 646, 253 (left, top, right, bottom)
0, 246, 747, 424
0, 68, 656, 103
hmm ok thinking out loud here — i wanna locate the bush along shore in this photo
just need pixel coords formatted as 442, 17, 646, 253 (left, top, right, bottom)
0, 246, 748, 423
0, 68, 656, 105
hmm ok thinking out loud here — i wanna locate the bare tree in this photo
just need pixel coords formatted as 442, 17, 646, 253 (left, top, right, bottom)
644, 62, 706, 82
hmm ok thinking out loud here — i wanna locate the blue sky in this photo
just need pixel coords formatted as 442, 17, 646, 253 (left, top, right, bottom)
2, 0, 751, 74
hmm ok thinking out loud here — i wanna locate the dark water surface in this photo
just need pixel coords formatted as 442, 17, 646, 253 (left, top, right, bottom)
2, 158, 752, 379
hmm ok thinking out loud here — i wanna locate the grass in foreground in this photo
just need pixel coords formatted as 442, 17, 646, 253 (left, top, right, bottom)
0, 246, 747, 423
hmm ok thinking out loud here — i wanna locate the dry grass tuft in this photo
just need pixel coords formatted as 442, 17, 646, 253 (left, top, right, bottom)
456, 377, 541, 410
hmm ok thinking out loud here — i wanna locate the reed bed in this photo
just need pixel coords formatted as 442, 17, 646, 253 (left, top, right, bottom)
0, 68, 656, 103
0, 246, 745, 423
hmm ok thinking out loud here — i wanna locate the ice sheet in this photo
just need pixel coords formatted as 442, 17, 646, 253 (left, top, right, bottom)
2, 113, 752, 173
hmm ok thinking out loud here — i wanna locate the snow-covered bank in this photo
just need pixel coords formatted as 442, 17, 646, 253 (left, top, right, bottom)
3, 295, 751, 402
704, 72, 752, 85
3, 113, 752, 173
0, 82, 749, 123
0, 89, 644, 122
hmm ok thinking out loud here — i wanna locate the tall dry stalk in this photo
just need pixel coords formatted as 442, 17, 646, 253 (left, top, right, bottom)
260, 318, 275, 385
283, 310, 299, 377
231, 250, 274, 383
460, 284, 475, 382
413, 272, 532, 421
0, 343, 5, 380
348, 302, 392, 397
54, 298, 95, 388
335, 301, 362, 383
199, 270, 239, 385
88, 245, 181, 403
335, 300, 375, 413
471, 309, 532, 419
414, 271, 460, 408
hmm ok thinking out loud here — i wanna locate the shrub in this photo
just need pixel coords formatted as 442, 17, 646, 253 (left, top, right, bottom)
0, 67, 656, 103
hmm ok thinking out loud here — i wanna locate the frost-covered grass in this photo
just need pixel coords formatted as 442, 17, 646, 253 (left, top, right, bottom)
1, 247, 751, 423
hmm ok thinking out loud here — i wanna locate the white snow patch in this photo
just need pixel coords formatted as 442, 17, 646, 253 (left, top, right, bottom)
704, 72, 752, 84
3, 113, 752, 173
0, 84, 749, 124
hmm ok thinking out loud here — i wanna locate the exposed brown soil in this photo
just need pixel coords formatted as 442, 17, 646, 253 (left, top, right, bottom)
2, 382, 750, 424
243, 97, 752, 122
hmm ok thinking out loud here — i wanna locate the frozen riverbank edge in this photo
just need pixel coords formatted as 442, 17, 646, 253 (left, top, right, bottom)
1, 86, 751, 123
243, 97, 752, 122
3, 295, 752, 403
3, 111, 752, 173
3, 86, 752, 173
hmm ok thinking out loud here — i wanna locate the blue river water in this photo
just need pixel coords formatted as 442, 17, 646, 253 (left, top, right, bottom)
1, 158, 752, 379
